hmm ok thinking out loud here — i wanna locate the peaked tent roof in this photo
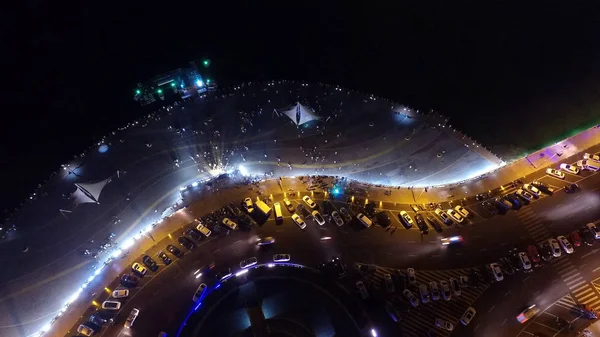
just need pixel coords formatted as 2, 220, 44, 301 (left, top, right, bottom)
72, 177, 112, 204
278, 102, 321, 126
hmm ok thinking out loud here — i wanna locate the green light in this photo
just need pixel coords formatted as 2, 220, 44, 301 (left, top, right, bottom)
157, 89, 163, 94
135, 89, 141, 95
170, 82, 176, 87
206, 78, 211, 84
203, 59, 210, 67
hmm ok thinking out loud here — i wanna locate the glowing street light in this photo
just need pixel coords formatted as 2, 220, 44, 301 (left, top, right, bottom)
203, 59, 210, 67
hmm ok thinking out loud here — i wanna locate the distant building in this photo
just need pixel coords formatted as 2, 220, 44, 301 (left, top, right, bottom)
133, 61, 216, 106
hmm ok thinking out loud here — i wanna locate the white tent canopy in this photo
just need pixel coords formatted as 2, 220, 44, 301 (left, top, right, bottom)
72, 177, 112, 204
277, 102, 321, 126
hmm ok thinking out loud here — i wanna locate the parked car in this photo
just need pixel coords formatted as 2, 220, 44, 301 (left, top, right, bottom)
403, 289, 419, 307
461, 307, 477, 325
546, 168, 565, 179
522, 184, 540, 198
399, 211, 414, 227
415, 214, 429, 234
435, 318, 454, 331
331, 211, 344, 226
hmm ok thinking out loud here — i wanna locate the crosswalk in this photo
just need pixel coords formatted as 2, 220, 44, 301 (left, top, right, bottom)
551, 257, 600, 309
362, 267, 488, 337
517, 206, 551, 243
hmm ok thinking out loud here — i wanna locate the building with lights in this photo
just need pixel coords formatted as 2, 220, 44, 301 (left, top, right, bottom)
133, 61, 215, 106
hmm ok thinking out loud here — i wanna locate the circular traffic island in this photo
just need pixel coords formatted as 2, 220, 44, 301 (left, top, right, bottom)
180, 265, 365, 337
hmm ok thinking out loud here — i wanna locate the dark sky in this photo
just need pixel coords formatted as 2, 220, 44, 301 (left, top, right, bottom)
4, 1, 600, 213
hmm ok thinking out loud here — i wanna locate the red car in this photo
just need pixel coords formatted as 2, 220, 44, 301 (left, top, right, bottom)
527, 245, 541, 263
571, 231, 582, 247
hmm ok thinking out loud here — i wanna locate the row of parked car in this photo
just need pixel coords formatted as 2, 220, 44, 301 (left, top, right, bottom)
480, 180, 554, 215
485, 223, 600, 282
546, 152, 600, 179
353, 265, 477, 332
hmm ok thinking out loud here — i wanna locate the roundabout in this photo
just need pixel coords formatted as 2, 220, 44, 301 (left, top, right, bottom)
0, 81, 600, 337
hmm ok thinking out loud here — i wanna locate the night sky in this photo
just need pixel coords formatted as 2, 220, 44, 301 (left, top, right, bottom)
4, 2, 600, 213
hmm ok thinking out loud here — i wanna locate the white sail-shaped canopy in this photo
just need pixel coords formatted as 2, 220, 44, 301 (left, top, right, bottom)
72, 177, 112, 204
277, 102, 321, 126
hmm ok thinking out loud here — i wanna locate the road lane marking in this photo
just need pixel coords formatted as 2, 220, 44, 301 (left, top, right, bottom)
213, 249, 221, 253
488, 305, 495, 313
505, 290, 511, 297
500, 318, 507, 326
593, 266, 600, 272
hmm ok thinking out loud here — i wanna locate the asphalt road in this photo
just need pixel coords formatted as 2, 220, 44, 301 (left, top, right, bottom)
64, 161, 600, 337
1, 83, 599, 337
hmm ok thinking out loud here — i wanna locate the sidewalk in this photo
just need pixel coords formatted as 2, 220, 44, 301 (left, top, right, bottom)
55, 180, 287, 337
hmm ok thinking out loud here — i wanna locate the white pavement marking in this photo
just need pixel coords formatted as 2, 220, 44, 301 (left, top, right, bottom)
569, 280, 587, 289
593, 266, 600, 272
505, 290, 511, 297
407, 240, 415, 243
474, 324, 479, 332
488, 305, 495, 313
542, 311, 557, 318
213, 249, 221, 253
523, 276, 531, 283
534, 290, 541, 296
501, 318, 507, 326
532, 321, 559, 332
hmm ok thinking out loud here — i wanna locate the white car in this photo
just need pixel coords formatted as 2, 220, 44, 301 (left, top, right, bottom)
312, 210, 325, 225
131, 262, 147, 276
461, 307, 477, 325
440, 280, 451, 301
384, 274, 395, 293
557, 236, 574, 254
435, 318, 454, 331
522, 184, 540, 198
455, 205, 469, 217
291, 214, 306, 229
489, 263, 504, 281
403, 289, 419, 307
112, 289, 129, 298
516, 189, 533, 201
77, 325, 95, 336
240, 257, 258, 269
124, 308, 140, 328
419, 284, 431, 304
560, 163, 580, 175
196, 223, 212, 237
221, 218, 238, 230
331, 211, 344, 226
446, 209, 464, 223
273, 254, 291, 262
584, 153, 600, 162
548, 239, 562, 257
518, 252, 532, 272
357, 213, 373, 228
243, 197, 255, 213
546, 168, 565, 179
407, 268, 416, 285
356, 281, 369, 299
429, 282, 440, 301
587, 223, 600, 239
102, 300, 122, 310
399, 211, 414, 226
192, 283, 207, 302
434, 208, 453, 224
449, 277, 461, 296
302, 195, 316, 208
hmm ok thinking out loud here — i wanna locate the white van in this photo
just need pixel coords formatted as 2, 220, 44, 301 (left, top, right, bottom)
357, 213, 373, 228
273, 202, 283, 221
576, 160, 600, 172
255, 200, 272, 217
